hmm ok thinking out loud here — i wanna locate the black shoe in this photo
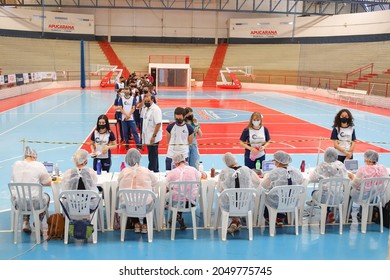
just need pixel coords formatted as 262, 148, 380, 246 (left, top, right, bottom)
177, 218, 187, 230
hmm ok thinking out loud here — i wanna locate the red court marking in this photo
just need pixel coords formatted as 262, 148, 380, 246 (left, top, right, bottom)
91, 98, 388, 155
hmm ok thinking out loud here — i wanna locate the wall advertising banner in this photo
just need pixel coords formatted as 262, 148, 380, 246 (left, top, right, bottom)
15, 73, 24, 86
8, 74, 16, 83
23, 73, 30, 84
0, 7, 94, 35
0, 75, 4, 85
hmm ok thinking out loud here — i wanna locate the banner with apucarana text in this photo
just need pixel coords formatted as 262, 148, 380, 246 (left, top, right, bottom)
229, 10, 390, 39
0, 7, 94, 35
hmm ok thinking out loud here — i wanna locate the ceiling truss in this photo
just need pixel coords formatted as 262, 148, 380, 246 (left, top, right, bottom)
0, 0, 389, 15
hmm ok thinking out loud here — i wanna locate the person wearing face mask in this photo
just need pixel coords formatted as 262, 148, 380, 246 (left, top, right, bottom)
239, 112, 271, 170
166, 107, 194, 171
141, 93, 163, 172
90, 114, 116, 172
119, 88, 142, 151
330, 108, 356, 162
184, 107, 202, 169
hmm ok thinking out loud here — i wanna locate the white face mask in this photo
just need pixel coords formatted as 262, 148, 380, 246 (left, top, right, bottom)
252, 120, 261, 127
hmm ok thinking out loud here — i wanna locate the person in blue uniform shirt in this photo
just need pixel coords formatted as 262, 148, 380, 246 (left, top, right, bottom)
90, 114, 116, 172
239, 112, 271, 170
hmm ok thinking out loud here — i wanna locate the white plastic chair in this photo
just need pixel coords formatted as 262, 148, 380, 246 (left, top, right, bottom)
347, 177, 390, 233
116, 189, 158, 243
59, 190, 102, 244
166, 180, 200, 240
8, 183, 49, 244
214, 188, 258, 241
309, 178, 350, 234
264, 185, 304, 237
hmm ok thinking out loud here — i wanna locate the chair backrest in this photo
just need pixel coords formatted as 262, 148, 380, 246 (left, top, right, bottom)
266, 185, 304, 211
59, 190, 100, 218
167, 180, 201, 211
356, 177, 390, 205
317, 177, 350, 206
8, 182, 46, 212
218, 188, 258, 216
117, 189, 157, 218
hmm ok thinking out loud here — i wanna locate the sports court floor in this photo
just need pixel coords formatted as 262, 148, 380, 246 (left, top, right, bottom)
0, 86, 390, 262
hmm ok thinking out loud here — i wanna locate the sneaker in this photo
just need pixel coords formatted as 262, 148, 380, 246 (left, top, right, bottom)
177, 218, 187, 230
134, 223, 141, 233
141, 224, 148, 234
327, 211, 335, 223
22, 221, 31, 233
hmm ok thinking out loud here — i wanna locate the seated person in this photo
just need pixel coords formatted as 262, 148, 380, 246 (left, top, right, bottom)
348, 150, 389, 201
11, 146, 52, 233
308, 147, 348, 223
217, 152, 261, 233
61, 149, 100, 211
261, 150, 304, 225
117, 148, 158, 234
166, 153, 207, 230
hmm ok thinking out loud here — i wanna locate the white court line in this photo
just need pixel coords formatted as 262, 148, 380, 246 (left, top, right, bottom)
0, 93, 84, 137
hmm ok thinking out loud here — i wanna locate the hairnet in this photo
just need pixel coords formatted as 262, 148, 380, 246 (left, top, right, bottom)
172, 153, 186, 164
125, 148, 141, 166
223, 152, 238, 167
364, 150, 379, 163
273, 151, 292, 165
324, 147, 338, 163
24, 146, 37, 158
73, 149, 89, 165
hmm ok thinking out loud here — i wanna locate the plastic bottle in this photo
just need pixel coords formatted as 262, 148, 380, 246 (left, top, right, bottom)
255, 160, 261, 170
300, 160, 305, 173
97, 160, 102, 175
55, 163, 60, 177
120, 161, 126, 171
210, 167, 215, 178
198, 161, 204, 172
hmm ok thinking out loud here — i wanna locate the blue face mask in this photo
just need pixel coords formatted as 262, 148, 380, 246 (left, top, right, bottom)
176, 119, 184, 125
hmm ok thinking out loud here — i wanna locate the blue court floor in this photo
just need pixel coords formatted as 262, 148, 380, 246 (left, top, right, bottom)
0, 88, 390, 262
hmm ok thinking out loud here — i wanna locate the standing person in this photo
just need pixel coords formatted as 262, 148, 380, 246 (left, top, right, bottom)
117, 148, 159, 233
142, 93, 162, 172
185, 107, 202, 169
240, 112, 271, 170
330, 108, 356, 163
119, 88, 142, 150
217, 152, 261, 233
166, 153, 207, 230
115, 76, 126, 90
141, 93, 163, 172
113, 88, 124, 143
11, 146, 52, 233
166, 107, 194, 171
90, 114, 116, 172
